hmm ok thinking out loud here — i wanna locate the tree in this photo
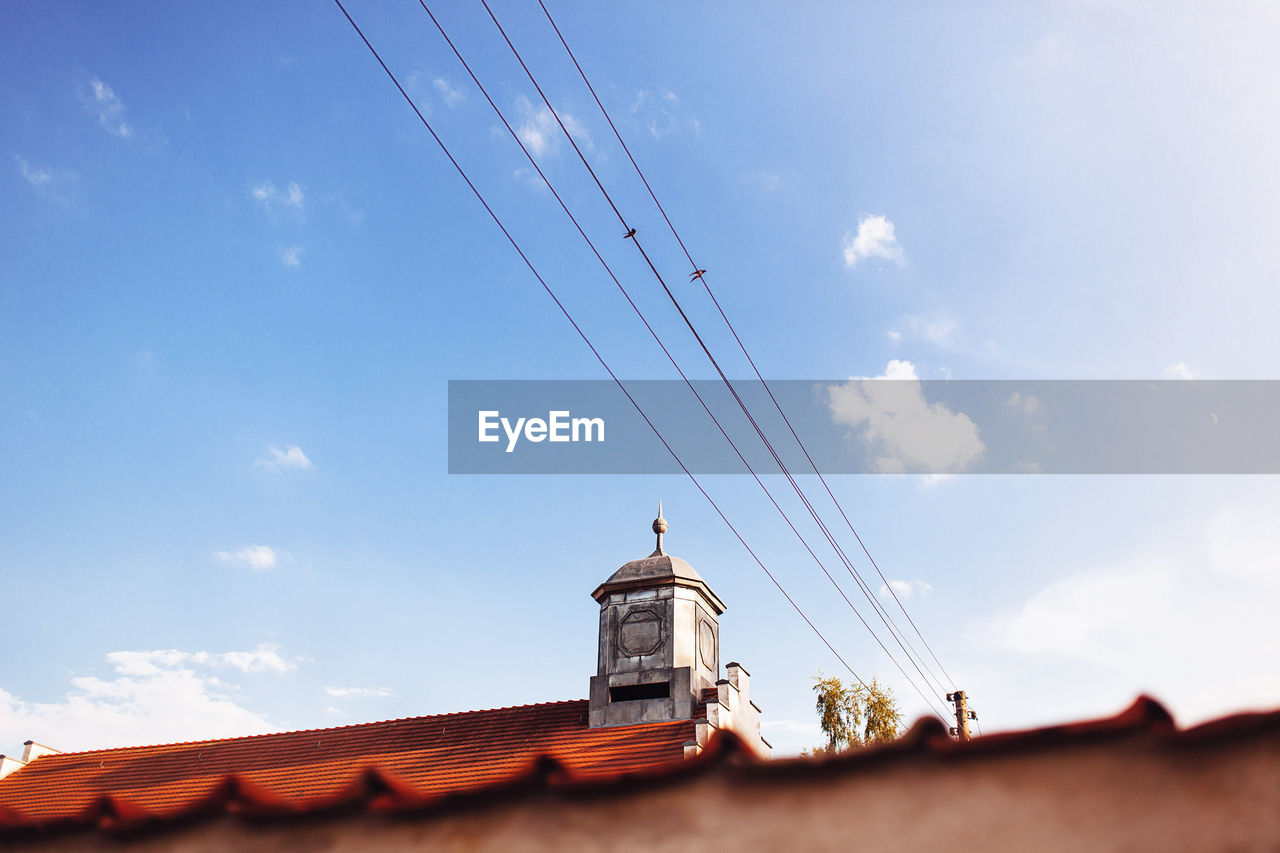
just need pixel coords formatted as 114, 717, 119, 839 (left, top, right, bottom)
811, 673, 902, 753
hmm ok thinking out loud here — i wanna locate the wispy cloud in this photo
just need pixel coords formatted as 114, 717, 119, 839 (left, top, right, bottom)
746, 170, 784, 191
256, 444, 312, 470
513, 167, 548, 191
842, 214, 904, 268
216, 545, 279, 571
280, 246, 304, 268
252, 181, 305, 210
13, 155, 76, 203
221, 645, 294, 674
1006, 392, 1045, 418
761, 719, 822, 736
758, 173, 782, 190
988, 502, 1280, 724
515, 95, 592, 158
433, 77, 464, 106
15, 155, 53, 187
84, 77, 131, 137
630, 88, 700, 140
1007, 391, 1049, 439
0, 644, 291, 751
323, 686, 392, 699
899, 315, 958, 346
878, 579, 933, 599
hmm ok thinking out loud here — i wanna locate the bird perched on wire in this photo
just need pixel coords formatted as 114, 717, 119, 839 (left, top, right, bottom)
623, 228, 636, 239
689, 269, 707, 281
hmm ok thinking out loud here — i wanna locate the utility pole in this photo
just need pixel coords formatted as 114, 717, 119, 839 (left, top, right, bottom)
947, 690, 976, 741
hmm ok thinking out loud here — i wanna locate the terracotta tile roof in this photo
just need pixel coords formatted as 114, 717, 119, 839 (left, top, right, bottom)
0, 699, 693, 826
3, 695, 1278, 845
694, 685, 717, 719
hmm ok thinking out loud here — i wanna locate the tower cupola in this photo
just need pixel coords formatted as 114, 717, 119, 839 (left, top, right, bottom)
588, 507, 724, 727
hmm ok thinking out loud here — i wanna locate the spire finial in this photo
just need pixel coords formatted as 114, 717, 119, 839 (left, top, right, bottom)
651, 501, 668, 555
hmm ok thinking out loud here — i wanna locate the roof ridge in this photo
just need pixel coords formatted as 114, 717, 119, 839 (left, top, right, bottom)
35, 699, 591, 758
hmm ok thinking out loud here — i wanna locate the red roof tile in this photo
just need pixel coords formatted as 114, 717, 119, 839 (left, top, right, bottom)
6, 695, 1277, 846
0, 699, 694, 825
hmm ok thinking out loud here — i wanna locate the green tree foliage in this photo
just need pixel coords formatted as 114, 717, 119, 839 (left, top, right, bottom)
811, 673, 902, 753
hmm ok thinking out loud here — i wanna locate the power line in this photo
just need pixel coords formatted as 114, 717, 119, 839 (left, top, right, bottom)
481, 0, 948, 712
479, 0, 951, 715
331, 0, 871, 693
534, 0, 959, 692
417, 0, 945, 716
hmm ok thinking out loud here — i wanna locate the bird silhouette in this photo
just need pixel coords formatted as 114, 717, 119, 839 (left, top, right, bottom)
623, 228, 637, 239
689, 269, 707, 281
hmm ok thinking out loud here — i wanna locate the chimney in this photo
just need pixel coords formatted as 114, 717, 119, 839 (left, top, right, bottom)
0, 754, 26, 780
726, 662, 750, 704
0, 742, 58, 780
21, 741, 60, 763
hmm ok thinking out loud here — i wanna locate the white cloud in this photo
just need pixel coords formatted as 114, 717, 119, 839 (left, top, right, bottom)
879, 358, 918, 380
108, 644, 293, 677
878, 579, 933, 599
842, 214, 904, 268
280, 246, 304, 268
0, 644, 291, 752
256, 444, 312, 470
217, 545, 279, 571
989, 502, 1280, 724
886, 329, 902, 341
221, 646, 293, 674
85, 77, 131, 137
433, 77, 464, 106
1006, 392, 1045, 417
826, 360, 985, 473
251, 181, 305, 210
515, 95, 592, 158
899, 315, 958, 346
323, 686, 392, 699
517, 116, 550, 157
1162, 362, 1200, 379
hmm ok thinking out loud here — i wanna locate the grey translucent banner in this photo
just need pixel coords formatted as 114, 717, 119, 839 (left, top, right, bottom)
448, 380, 1279, 474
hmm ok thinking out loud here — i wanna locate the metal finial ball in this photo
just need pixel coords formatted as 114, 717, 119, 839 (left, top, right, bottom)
652, 515, 668, 535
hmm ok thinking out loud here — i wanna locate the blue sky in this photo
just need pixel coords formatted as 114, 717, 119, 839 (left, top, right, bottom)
3, 1, 1279, 756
